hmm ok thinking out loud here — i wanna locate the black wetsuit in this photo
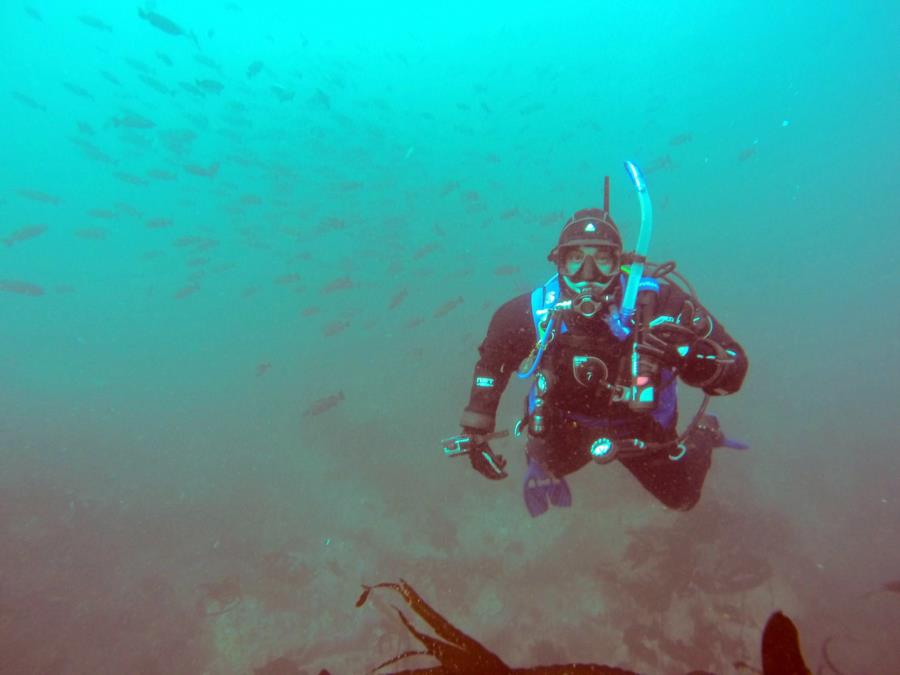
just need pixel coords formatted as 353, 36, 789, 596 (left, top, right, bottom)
459, 276, 748, 510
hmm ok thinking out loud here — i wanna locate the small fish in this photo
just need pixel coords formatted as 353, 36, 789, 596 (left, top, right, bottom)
412, 243, 439, 260
78, 14, 113, 32
179, 81, 204, 97
75, 143, 114, 165
669, 132, 693, 146
322, 276, 352, 294
62, 82, 94, 100
147, 169, 176, 181
271, 85, 295, 102
388, 288, 407, 309
12, 92, 46, 111
174, 284, 200, 299
173, 236, 217, 249
137, 7, 196, 45
256, 362, 271, 377
145, 217, 173, 229
196, 79, 224, 94
113, 172, 148, 186
301, 306, 320, 317
439, 180, 460, 196
738, 146, 757, 162
0, 280, 45, 296
3, 224, 47, 246
433, 296, 463, 318
140, 74, 172, 96
26, 6, 43, 21
494, 265, 520, 276
156, 51, 173, 67
123, 57, 153, 74
100, 70, 122, 86
160, 129, 198, 153
88, 208, 115, 219
539, 211, 564, 226
17, 189, 60, 205
302, 391, 344, 417
194, 54, 221, 71
74, 228, 107, 240
643, 154, 674, 174
274, 273, 301, 285
336, 180, 362, 192
499, 207, 520, 220
115, 203, 142, 218
323, 320, 350, 337
111, 112, 155, 129
184, 162, 219, 177
247, 60, 263, 78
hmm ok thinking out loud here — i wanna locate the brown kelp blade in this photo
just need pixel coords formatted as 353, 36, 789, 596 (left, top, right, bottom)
360, 581, 810, 675
388, 607, 482, 671
761, 611, 811, 675
394, 578, 501, 662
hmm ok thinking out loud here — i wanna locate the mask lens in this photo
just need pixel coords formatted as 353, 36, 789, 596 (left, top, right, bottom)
562, 249, 586, 275
561, 247, 618, 279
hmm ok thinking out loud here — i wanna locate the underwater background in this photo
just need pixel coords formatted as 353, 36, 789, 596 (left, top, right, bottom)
1, 1, 898, 672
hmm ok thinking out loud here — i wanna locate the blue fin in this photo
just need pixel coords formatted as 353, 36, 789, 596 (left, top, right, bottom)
720, 436, 750, 450
700, 414, 750, 451
523, 459, 572, 518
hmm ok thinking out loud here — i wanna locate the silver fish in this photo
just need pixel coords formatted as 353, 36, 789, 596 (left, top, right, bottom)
302, 391, 344, 417
3, 224, 47, 246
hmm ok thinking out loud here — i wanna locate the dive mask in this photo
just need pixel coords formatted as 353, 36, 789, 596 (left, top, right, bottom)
558, 246, 620, 317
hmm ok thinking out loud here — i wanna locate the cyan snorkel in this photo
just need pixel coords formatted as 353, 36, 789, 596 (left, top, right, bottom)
606, 160, 653, 340
600, 161, 658, 411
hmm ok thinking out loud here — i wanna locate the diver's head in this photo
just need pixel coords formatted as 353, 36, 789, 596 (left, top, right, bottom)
548, 208, 623, 317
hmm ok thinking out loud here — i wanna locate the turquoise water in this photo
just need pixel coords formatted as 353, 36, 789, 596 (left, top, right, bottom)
1, 2, 898, 673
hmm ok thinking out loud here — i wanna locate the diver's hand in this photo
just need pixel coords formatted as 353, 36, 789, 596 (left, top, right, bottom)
637, 328, 694, 367
638, 304, 701, 367
462, 428, 508, 480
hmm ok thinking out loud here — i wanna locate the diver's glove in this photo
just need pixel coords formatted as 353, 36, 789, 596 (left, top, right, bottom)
679, 338, 737, 389
637, 300, 705, 368
461, 427, 508, 480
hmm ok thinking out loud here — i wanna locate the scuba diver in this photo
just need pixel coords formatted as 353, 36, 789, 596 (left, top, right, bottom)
445, 162, 749, 517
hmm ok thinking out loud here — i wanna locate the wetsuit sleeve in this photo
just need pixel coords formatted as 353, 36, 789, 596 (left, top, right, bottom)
459, 293, 535, 432
657, 283, 749, 396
